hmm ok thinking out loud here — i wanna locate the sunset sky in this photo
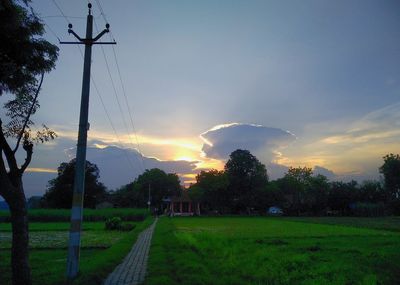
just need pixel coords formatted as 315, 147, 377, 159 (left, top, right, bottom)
2, 0, 399, 196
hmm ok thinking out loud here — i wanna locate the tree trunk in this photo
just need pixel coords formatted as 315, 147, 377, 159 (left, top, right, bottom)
6, 180, 31, 285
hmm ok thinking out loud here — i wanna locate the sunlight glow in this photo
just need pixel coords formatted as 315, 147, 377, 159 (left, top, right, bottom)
26, 168, 57, 173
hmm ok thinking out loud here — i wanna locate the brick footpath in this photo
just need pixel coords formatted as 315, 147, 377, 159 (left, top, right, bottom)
104, 218, 158, 285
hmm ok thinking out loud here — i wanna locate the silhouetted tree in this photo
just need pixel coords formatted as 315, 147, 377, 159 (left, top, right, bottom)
379, 154, 400, 198
112, 168, 181, 209
225, 149, 268, 213
42, 160, 107, 208
192, 169, 229, 213
379, 154, 400, 214
0, 1, 58, 284
328, 181, 358, 215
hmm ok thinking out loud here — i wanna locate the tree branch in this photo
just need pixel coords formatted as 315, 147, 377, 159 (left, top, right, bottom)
13, 72, 44, 153
0, 149, 12, 200
0, 119, 19, 172
20, 141, 33, 174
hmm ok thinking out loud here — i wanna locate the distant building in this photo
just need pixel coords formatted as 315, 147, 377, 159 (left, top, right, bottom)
163, 191, 200, 216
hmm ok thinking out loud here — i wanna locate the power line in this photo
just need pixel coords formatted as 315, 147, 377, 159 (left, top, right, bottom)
50, 0, 69, 24
93, 0, 146, 170
50, 0, 138, 172
43, 22, 61, 42
111, 45, 146, 170
94, 0, 108, 24
94, 18, 145, 172
90, 75, 138, 171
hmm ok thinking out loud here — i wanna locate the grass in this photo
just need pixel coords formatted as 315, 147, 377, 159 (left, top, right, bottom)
0, 229, 124, 249
284, 216, 400, 232
0, 210, 154, 285
0, 208, 148, 222
0, 221, 105, 231
145, 217, 400, 285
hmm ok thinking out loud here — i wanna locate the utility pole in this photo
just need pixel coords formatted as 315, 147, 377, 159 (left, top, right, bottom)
147, 183, 151, 211
60, 3, 116, 281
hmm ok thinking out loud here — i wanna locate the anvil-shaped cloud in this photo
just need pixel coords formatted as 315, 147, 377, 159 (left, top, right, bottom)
200, 123, 296, 162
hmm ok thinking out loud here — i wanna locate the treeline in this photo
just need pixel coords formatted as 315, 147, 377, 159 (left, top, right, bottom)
39, 150, 400, 217
187, 151, 400, 216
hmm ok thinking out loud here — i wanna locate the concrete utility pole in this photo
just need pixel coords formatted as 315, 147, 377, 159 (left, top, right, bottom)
147, 183, 151, 211
60, 3, 116, 281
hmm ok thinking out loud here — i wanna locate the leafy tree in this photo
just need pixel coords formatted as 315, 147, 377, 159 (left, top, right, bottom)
112, 168, 181, 209
225, 149, 268, 213
192, 169, 229, 213
305, 174, 329, 215
0, 1, 58, 284
279, 167, 313, 215
42, 160, 107, 208
327, 180, 358, 215
359, 180, 386, 203
286, 166, 313, 184
379, 153, 400, 199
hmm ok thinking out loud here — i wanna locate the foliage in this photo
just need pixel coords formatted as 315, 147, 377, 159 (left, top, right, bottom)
112, 168, 181, 209
185, 150, 400, 216
225, 149, 268, 213
0, 1, 59, 283
0, 0, 58, 95
379, 154, 400, 199
0, 0, 59, 144
104, 217, 135, 231
42, 159, 107, 209
105, 217, 122, 230
190, 169, 229, 213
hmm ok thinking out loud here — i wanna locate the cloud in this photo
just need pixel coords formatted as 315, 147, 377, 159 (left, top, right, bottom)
200, 123, 296, 162
18, 135, 199, 197
321, 102, 400, 146
266, 164, 338, 181
64, 145, 198, 190
313, 166, 336, 180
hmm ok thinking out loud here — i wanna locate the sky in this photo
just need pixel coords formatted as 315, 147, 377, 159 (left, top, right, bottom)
2, 0, 400, 197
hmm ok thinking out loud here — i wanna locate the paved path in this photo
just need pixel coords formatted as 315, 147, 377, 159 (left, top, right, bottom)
104, 218, 158, 285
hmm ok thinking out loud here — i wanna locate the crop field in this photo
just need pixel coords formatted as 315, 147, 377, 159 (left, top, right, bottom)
0, 208, 153, 285
0, 208, 148, 222
145, 217, 400, 285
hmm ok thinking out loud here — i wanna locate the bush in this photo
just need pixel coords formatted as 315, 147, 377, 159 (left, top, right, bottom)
105, 217, 136, 231
105, 217, 122, 230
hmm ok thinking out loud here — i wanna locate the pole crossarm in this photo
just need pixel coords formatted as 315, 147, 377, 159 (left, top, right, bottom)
61, 24, 116, 46
59, 41, 116, 45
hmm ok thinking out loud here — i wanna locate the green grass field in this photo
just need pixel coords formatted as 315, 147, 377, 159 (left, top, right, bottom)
0, 208, 153, 285
285, 216, 400, 232
0, 208, 148, 222
145, 217, 400, 285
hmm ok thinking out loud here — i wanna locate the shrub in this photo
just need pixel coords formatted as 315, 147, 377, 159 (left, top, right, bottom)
105, 217, 122, 230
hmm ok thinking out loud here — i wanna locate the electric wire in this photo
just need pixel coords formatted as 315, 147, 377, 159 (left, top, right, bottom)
93, 0, 147, 170
50, 0, 138, 172
93, 19, 145, 172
